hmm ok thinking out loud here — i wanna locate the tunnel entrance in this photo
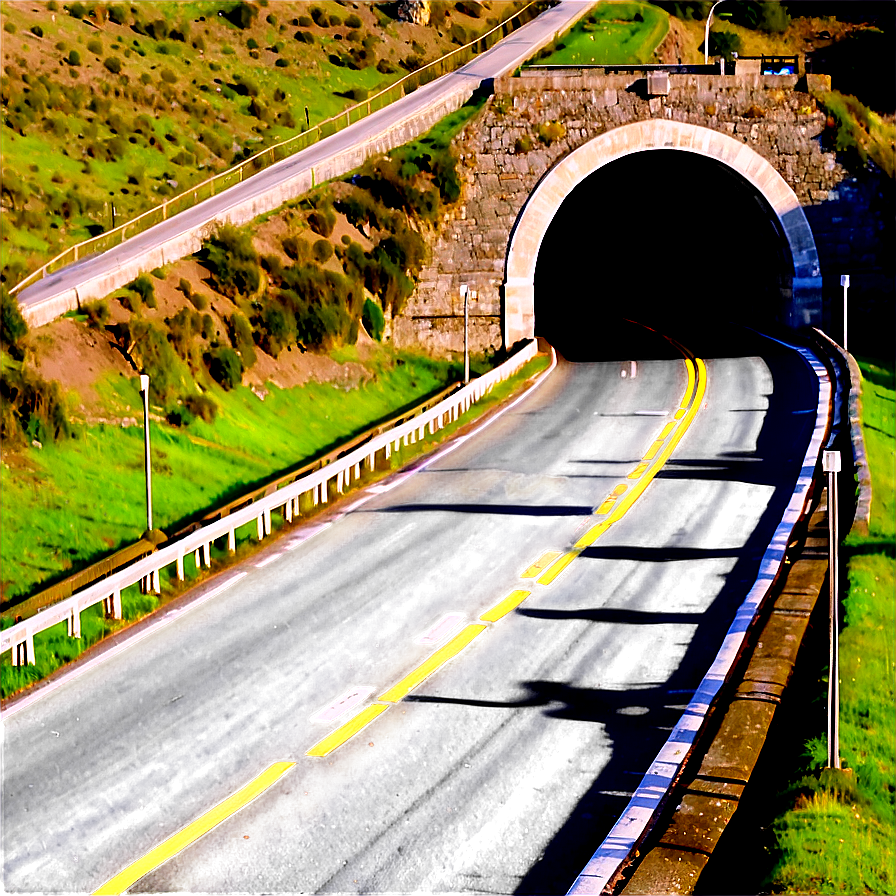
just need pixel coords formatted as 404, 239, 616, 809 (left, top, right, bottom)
534, 150, 793, 360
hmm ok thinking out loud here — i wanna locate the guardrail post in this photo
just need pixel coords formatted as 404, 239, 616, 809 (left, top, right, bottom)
177, 552, 185, 581
263, 508, 272, 536
152, 569, 161, 594
353, 461, 361, 480
257, 514, 264, 540
194, 547, 202, 569
103, 589, 122, 620
285, 499, 293, 523
67, 607, 81, 639
203, 542, 212, 568
13, 633, 35, 666
228, 528, 236, 553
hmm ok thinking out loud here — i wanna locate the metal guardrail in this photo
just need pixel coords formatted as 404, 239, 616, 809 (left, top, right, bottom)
0, 381, 461, 624
1, 341, 540, 665
9, 1, 542, 297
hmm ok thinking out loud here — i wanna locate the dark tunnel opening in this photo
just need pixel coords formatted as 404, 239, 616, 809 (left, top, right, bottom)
534, 150, 794, 360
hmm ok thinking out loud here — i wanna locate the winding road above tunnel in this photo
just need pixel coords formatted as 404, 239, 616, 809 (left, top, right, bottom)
2, 322, 822, 895
13, 0, 597, 326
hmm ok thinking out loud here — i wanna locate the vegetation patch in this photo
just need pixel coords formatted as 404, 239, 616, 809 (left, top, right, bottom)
760, 357, 895, 894
532, 1, 670, 66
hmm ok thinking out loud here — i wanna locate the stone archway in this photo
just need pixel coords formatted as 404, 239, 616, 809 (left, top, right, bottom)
503, 119, 822, 347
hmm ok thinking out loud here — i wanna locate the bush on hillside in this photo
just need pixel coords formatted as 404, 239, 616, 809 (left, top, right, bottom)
227, 311, 257, 368
127, 273, 157, 308
206, 345, 243, 390
0, 364, 71, 445
362, 297, 385, 341
1, 287, 28, 359
199, 225, 261, 298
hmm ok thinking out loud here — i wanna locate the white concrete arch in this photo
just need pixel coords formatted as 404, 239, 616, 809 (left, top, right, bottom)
503, 119, 822, 346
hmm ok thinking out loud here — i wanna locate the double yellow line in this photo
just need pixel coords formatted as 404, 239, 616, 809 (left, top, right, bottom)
95, 339, 706, 894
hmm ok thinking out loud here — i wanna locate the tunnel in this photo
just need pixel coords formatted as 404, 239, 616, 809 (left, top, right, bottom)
533, 150, 795, 360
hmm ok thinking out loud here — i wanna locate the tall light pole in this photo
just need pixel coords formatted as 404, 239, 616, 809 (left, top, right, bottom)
823, 449, 841, 770
140, 374, 153, 535
704, 0, 729, 64
840, 274, 850, 351
461, 284, 469, 385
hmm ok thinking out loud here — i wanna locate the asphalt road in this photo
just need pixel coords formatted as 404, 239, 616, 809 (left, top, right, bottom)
15, 0, 594, 315
1, 323, 819, 895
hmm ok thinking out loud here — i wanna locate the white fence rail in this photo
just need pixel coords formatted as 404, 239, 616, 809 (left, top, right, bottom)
2, 342, 539, 666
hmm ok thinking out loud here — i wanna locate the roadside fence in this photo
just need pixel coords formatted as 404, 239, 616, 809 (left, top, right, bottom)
1, 340, 540, 667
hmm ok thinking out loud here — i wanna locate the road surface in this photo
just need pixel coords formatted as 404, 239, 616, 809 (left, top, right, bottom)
2, 323, 820, 894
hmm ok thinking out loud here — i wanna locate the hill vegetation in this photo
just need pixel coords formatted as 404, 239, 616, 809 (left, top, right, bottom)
0, 0, 526, 288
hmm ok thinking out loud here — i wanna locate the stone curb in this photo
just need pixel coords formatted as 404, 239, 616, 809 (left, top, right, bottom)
617, 501, 828, 894
810, 328, 872, 535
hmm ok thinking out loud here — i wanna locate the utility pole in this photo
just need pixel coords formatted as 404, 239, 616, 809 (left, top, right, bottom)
823, 449, 841, 770
140, 374, 153, 535
461, 284, 469, 385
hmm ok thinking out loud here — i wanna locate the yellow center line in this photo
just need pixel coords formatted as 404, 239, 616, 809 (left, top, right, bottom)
480, 589, 531, 622
379, 624, 487, 703
93, 762, 295, 895
680, 357, 696, 409
627, 462, 649, 480
658, 421, 677, 439
642, 439, 665, 461
611, 484, 628, 497
306, 703, 389, 758
537, 550, 580, 585
521, 552, 561, 578
575, 520, 611, 549
596, 497, 616, 515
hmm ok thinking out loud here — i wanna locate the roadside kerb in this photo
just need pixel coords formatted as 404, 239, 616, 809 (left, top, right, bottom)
567, 340, 833, 895
16, 2, 599, 329
0, 341, 539, 666
811, 328, 871, 534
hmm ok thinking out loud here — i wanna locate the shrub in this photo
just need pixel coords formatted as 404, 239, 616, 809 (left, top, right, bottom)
127, 273, 156, 308
0, 364, 71, 444
345, 13, 362, 28
178, 277, 193, 298
206, 345, 242, 390
246, 37, 259, 50
185, 392, 217, 422
376, 58, 396, 74
312, 239, 334, 263
4, 22, 16, 34
160, 68, 177, 84
67, 50, 82, 66
86, 38, 102, 55
295, 30, 314, 44
189, 292, 208, 311
200, 313, 215, 341
307, 202, 336, 237
282, 234, 308, 261
536, 120, 566, 146
362, 297, 385, 341
227, 311, 256, 368
450, 23, 468, 45
31, 25, 44, 38
275, 57, 289, 67
708, 29, 742, 62
1, 287, 28, 357
104, 56, 123, 75
84, 299, 110, 329
222, 1, 257, 29
310, 6, 329, 27
298, 14, 312, 27
349, 86, 369, 102
199, 224, 261, 298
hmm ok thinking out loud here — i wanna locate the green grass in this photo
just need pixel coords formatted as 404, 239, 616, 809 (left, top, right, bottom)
762, 357, 895, 894
0, 351, 550, 699
534, 1, 670, 66
0, 347, 471, 603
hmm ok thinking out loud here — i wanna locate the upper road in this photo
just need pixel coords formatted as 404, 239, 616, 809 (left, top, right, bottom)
2, 323, 820, 894
14, 0, 595, 320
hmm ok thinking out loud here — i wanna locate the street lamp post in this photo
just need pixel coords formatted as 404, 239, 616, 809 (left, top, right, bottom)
840, 274, 850, 351
823, 449, 841, 770
140, 374, 153, 535
460, 284, 469, 385
704, 0, 729, 65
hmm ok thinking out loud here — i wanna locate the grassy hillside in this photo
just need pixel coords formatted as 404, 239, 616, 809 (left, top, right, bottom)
534, 1, 670, 66
761, 357, 895, 894
0, 0, 526, 286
